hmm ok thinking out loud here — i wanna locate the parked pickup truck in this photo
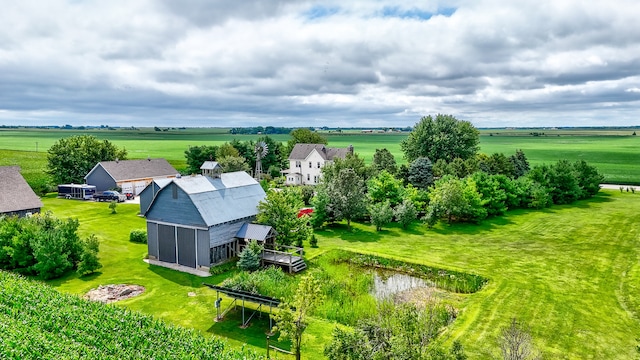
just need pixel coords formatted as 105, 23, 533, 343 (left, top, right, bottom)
94, 190, 127, 202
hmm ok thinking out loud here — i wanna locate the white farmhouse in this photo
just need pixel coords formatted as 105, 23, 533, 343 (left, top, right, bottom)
283, 143, 353, 185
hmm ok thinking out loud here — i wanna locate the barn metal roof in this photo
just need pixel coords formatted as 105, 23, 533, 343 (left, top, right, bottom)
235, 223, 276, 241
0, 166, 43, 214
169, 171, 266, 227
200, 161, 221, 170
85, 158, 178, 182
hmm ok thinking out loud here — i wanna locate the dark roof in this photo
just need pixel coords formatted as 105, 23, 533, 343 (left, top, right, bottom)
86, 158, 178, 182
0, 166, 43, 214
288, 143, 352, 161
235, 223, 276, 241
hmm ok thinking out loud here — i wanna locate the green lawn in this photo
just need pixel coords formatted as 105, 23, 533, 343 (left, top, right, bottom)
40, 189, 640, 359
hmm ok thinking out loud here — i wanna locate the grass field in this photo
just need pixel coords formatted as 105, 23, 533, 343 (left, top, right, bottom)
1, 127, 639, 183
37, 189, 640, 359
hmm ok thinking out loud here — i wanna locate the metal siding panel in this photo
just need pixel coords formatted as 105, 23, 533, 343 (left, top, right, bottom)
147, 222, 158, 258
197, 229, 210, 267
158, 224, 176, 263
145, 187, 207, 228
86, 165, 117, 192
177, 227, 196, 268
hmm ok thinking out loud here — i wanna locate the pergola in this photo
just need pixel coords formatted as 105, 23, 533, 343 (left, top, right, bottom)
203, 283, 281, 329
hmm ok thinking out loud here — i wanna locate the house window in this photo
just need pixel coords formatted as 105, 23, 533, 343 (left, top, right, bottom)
314, 175, 318, 183
307, 174, 310, 181
308, 161, 312, 168
317, 162, 321, 168
295, 161, 301, 168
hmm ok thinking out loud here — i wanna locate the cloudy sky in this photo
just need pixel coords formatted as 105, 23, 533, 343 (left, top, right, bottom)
1, 0, 638, 128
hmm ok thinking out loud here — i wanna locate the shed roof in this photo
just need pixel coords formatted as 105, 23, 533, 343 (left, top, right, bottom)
147, 171, 266, 227
0, 166, 43, 214
288, 143, 352, 161
235, 223, 276, 241
85, 158, 177, 182
200, 161, 221, 170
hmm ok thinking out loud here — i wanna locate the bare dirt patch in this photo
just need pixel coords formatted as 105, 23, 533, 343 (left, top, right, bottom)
84, 284, 145, 303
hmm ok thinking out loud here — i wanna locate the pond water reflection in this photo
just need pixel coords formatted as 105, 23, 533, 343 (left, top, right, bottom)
371, 271, 429, 301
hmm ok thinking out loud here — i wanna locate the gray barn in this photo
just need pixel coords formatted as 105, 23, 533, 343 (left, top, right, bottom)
84, 158, 178, 195
143, 170, 266, 271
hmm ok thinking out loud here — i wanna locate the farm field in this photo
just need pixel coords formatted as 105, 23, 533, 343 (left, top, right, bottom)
36, 189, 640, 359
1, 127, 639, 183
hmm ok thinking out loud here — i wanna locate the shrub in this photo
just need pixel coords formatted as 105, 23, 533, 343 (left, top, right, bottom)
129, 229, 147, 244
109, 200, 117, 214
77, 234, 102, 276
237, 240, 263, 272
310, 234, 318, 248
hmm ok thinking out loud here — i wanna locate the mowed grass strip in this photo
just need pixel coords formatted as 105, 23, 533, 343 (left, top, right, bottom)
307, 190, 640, 359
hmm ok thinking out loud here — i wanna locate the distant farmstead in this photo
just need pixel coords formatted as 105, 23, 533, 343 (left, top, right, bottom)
283, 143, 353, 185
0, 166, 43, 217
84, 158, 178, 195
142, 164, 266, 272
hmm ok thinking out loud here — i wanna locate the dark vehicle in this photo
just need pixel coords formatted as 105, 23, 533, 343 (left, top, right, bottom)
94, 190, 127, 202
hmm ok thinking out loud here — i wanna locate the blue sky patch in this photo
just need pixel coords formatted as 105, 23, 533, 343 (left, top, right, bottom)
381, 6, 456, 20
304, 5, 340, 20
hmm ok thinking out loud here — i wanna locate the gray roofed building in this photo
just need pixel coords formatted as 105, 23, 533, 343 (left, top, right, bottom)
0, 166, 43, 217
144, 170, 267, 272
84, 158, 178, 195
235, 223, 277, 242
288, 143, 353, 161
284, 143, 354, 186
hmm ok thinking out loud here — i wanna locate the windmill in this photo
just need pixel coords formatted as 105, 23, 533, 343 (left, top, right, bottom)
254, 141, 268, 180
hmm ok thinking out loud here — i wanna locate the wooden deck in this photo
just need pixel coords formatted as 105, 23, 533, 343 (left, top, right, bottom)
261, 248, 307, 273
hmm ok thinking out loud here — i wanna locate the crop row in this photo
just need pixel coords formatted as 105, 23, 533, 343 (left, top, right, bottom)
0, 271, 262, 360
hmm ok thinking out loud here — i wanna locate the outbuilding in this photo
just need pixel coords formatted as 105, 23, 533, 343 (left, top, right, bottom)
84, 158, 178, 195
0, 166, 43, 217
143, 167, 266, 271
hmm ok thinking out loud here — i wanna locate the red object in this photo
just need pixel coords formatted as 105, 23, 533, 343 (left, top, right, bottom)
298, 208, 314, 218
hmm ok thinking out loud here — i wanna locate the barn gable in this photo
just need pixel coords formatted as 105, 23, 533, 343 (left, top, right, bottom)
0, 166, 43, 217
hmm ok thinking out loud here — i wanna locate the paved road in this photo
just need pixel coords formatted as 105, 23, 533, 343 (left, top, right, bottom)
600, 183, 638, 191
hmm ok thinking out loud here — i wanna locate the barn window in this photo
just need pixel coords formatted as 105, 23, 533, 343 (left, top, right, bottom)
172, 183, 177, 199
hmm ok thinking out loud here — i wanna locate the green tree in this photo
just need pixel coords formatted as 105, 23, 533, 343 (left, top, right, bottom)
310, 185, 332, 228
108, 200, 117, 214
408, 157, 435, 190
401, 114, 479, 163
470, 172, 508, 216
286, 128, 328, 155
47, 135, 127, 184
322, 153, 371, 183
547, 160, 581, 204
372, 148, 398, 174
369, 200, 394, 231
326, 168, 368, 230
216, 142, 240, 159
274, 271, 324, 360
77, 234, 102, 276
425, 176, 487, 226
256, 187, 311, 247
573, 160, 604, 198
367, 170, 405, 207
217, 155, 250, 173
237, 240, 263, 272
394, 198, 418, 229
510, 149, 530, 178
184, 145, 219, 174
324, 327, 372, 360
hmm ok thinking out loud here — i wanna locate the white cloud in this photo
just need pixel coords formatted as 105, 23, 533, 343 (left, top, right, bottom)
0, 0, 639, 127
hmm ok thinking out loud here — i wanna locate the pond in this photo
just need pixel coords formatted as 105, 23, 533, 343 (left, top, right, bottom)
370, 271, 430, 301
